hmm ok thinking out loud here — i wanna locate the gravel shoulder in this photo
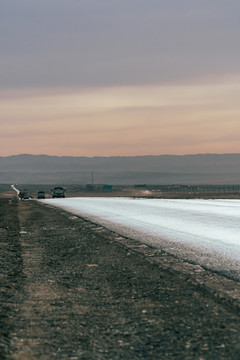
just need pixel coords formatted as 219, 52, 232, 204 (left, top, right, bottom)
1, 197, 240, 359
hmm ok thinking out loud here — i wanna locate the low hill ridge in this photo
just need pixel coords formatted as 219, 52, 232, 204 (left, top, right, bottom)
0, 154, 240, 184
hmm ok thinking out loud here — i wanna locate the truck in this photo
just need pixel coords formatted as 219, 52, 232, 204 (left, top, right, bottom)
37, 191, 45, 199
51, 186, 65, 198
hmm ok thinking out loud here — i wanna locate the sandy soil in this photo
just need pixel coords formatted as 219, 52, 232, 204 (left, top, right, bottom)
1, 196, 240, 359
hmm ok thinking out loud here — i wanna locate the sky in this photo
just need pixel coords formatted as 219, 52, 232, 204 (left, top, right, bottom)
1, 0, 240, 157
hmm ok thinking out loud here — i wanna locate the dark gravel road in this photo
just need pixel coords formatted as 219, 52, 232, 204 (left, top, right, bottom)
1, 197, 240, 359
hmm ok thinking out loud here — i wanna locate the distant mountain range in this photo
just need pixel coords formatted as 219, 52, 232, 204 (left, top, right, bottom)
0, 154, 240, 184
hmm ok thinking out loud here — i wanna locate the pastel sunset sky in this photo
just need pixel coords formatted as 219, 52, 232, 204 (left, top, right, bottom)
1, 0, 240, 156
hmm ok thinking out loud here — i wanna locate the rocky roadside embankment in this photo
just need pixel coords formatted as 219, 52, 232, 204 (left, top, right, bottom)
0, 197, 240, 359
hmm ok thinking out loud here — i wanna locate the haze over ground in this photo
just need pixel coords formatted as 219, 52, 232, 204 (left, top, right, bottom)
1, 1, 240, 157
1, 154, 240, 184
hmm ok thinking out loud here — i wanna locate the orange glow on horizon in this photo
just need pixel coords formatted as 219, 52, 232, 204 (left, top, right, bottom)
1, 77, 240, 157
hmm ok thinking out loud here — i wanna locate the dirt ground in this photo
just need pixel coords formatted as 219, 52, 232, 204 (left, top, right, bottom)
1, 195, 240, 359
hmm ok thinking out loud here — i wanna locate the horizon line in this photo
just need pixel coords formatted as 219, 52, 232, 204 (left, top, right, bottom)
1, 152, 240, 159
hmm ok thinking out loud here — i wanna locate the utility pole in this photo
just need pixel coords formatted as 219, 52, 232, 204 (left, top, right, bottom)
92, 171, 94, 185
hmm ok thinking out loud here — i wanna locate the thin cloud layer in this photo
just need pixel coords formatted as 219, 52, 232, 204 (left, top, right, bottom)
1, 1, 240, 156
1, 79, 240, 156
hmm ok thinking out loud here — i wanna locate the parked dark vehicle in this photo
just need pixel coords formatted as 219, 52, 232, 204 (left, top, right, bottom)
51, 186, 65, 198
37, 191, 45, 199
18, 191, 25, 200
23, 193, 29, 200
